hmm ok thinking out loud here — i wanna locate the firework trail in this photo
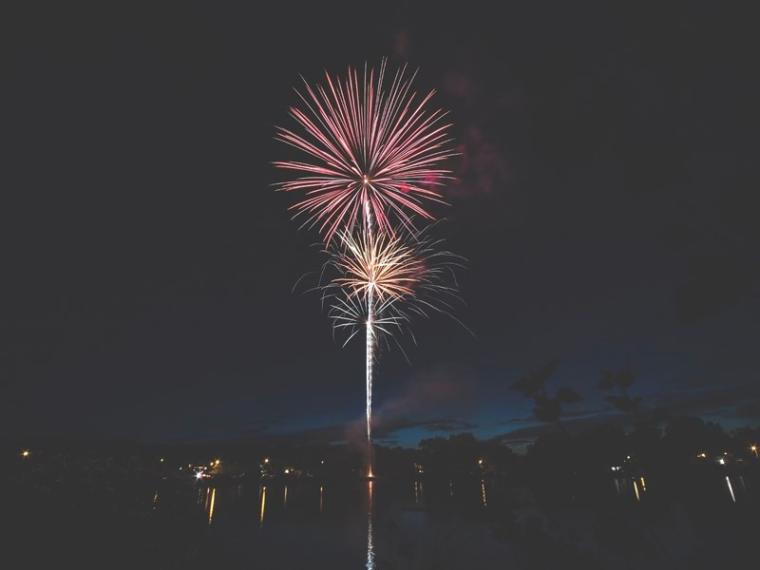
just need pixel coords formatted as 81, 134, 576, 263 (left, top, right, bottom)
276, 60, 459, 477
321, 224, 466, 469
363, 202, 376, 458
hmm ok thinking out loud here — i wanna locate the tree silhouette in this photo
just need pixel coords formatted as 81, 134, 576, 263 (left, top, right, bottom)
599, 369, 641, 414
512, 360, 582, 424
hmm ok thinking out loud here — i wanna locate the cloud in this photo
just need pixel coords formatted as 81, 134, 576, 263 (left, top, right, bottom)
420, 419, 478, 432
260, 416, 478, 446
374, 364, 479, 421
370, 364, 481, 441
392, 29, 410, 58
374, 416, 477, 439
493, 383, 760, 448
497, 406, 609, 426
436, 64, 524, 200
447, 126, 512, 198
653, 383, 760, 419
494, 412, 627, 446
258, 364, 481, 445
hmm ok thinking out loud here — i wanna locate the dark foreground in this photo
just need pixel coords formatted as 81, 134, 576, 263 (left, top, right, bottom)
6, 458, 759, 570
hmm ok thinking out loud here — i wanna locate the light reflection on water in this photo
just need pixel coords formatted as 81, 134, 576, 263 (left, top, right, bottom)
613, 476, 647, 501
725, 476, 736, 503
207, 488, 216, 525
175, 470, 752, 546
610, 473, 749, 504
259, 485, 267, 527
366, 480, 375, 570
413, 480, 424, 504
135, 464, 760, 570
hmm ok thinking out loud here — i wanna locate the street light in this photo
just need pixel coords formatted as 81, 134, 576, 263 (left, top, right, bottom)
20, 450, 30, 458
751, 445, 758, 458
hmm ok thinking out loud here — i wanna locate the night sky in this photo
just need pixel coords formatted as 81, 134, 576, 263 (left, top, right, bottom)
3, 3, 758, 447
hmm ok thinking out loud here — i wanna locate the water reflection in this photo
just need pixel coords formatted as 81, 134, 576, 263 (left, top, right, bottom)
725, 476, 736, 503
366, 481, 375, 570
152, 490, 160, 510
612, 476, 647, 501
208, 488, 216, 525
413, 480, 424, 504
180, 472, 754, 550
259, 485, 267, 526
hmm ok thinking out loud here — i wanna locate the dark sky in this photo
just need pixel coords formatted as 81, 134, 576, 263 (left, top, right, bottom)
2, 2, 758, 446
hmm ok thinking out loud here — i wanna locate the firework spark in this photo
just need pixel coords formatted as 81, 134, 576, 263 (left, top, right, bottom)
274, 59, 456, 243
319, 226, 465, 450
333, 229, 424, 304
327, 226, 423, 447
324, 226, 465, 349
276, 61, 462, 479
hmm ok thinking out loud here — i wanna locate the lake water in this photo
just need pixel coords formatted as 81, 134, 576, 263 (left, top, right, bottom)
147, 472, 753, 569
149, 477, 516, 569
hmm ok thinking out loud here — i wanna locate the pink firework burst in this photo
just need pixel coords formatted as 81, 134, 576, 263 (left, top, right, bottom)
274, 59, 456, 242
